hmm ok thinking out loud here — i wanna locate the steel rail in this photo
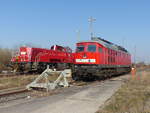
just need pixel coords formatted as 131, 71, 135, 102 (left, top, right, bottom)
0, 87, 28, 96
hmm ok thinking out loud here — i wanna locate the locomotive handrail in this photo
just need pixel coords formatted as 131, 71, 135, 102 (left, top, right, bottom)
35, 52, 49, 63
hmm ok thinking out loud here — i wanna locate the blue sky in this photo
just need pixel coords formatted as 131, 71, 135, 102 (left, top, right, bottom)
0, 0, 150, 63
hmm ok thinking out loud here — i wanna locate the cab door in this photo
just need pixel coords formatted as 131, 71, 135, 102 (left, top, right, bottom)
98, 45, 104, 64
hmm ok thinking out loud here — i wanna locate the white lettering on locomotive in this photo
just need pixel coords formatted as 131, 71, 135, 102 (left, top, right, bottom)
76, 59, 96, 63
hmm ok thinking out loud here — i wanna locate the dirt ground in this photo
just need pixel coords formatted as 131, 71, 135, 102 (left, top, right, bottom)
0, 74, 127, 113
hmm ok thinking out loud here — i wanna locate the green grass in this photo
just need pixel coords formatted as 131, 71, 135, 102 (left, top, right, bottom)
97, 71, 150, 113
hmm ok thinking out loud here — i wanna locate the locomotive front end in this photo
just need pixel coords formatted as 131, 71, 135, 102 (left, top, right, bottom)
11, 47, 32, 72
74, 42, 100, 80
75, 42, 98, 64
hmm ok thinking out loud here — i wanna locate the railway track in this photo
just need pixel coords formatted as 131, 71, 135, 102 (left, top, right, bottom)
0, 74, 20, 77
0, 87, 27, 96
0, 83, 85, 104
0, 73, 38, 77
0, 87, 29, 103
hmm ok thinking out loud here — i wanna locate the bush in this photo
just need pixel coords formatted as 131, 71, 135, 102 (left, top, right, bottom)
0, 48, 12, 71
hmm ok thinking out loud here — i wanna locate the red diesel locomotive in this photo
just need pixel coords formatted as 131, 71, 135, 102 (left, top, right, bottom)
11, 37, 131, 79
73, 37, 131, 80
11, 45, 74, 72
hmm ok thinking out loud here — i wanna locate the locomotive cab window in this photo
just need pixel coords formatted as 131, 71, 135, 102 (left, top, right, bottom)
98, 47, 102, 53
88, 45, 96, 52
76, 45, 85, 52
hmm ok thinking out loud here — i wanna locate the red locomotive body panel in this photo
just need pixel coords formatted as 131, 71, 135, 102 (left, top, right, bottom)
36, 45, 73, 63
11, 47, 50, 63
75, 42, 103, 65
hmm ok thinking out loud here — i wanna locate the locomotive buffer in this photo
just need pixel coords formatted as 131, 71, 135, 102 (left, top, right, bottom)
26, 66, 71, 91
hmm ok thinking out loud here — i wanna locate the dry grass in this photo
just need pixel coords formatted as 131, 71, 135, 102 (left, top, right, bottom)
97, 71, 150, 113
0, 75, 37, 90
0, 73, 71, 90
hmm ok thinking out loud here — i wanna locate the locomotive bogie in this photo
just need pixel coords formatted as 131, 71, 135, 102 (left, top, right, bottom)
74, 64, 131, 80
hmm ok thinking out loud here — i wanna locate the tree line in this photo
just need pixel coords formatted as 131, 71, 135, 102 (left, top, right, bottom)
0, 48, 12, 72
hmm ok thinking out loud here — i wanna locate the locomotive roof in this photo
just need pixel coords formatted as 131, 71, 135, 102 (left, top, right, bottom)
78, 37, 129, 53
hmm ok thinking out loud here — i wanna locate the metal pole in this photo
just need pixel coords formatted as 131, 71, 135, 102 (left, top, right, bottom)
134, 45, 136, 68
88, 16, 96, 39
76, 30, 80, 42
122, 37, 125, 47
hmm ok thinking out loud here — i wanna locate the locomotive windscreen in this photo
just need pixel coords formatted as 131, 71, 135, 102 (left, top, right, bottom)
76, 45, 85, 52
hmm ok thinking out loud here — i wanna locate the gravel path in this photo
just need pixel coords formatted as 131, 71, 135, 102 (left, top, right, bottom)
0, 75, 129, 113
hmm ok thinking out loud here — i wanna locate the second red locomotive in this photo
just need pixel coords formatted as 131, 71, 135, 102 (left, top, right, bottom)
73, 37, 131, 80
11, 45, 74, 73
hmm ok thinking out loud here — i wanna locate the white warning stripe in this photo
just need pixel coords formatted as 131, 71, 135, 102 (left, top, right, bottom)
76, 59, 96, 63
21, 52, 26, 55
